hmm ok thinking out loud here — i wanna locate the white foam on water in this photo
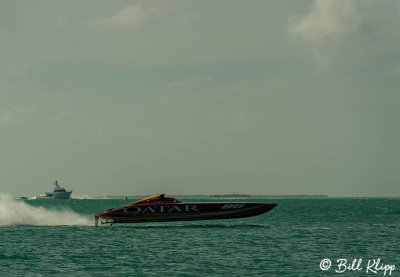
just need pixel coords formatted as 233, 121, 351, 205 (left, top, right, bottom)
0, 193, 92, 226
72, 194, 114, 199
71, 194, 94, 199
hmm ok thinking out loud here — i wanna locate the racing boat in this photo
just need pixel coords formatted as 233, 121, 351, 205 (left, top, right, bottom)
95, 194, 277, 226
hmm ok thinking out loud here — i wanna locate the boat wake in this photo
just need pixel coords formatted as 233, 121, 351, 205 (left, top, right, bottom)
71, 194, 94, 199
0, 193, 91, 226
72, 195, 114, 199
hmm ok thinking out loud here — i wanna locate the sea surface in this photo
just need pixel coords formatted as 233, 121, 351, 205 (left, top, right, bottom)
0, 195, 398, 276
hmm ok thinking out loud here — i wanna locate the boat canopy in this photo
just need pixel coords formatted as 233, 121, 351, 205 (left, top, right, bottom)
132, 194, 181, 205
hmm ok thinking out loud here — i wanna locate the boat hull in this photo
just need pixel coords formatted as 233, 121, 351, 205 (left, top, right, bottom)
53, 191, 72, 199
35, 191, 72, 199
98, 202, 277, 223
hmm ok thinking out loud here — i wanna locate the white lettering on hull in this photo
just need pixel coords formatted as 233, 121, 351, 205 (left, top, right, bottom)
124, 205, 199, 214
185, 205, 199, 212
142, 206, 156, 213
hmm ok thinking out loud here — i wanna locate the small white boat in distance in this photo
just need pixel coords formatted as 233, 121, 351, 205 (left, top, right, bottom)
35, 180, 72, 199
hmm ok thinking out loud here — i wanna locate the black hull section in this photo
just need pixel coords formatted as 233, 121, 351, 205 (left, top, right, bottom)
98, 202, 277, 224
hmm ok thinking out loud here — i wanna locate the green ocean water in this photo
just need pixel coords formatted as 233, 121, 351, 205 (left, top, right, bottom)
0, 196, 398, 276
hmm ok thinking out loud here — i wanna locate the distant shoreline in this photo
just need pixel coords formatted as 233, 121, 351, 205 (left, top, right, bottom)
92, 194, 330, 199
209, 194, 329, 198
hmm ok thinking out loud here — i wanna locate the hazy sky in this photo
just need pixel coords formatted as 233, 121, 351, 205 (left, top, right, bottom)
1, 0, 399, 197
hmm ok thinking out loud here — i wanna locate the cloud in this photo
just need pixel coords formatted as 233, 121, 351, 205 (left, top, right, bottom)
289, 0, 361, 65
52, 111, 69, 121
218, 112, 256, 133
94, 3, 151, 27
93, 128, 108, 139
378, 62, 400, 80
176, 13, 200, 26
289, 0, 400, 69
167, 76, 213, 88
0, 106, 34, 126
290, 0, 360, 42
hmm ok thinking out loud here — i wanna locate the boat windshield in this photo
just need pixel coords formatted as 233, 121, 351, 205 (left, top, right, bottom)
132, 194, 181, 205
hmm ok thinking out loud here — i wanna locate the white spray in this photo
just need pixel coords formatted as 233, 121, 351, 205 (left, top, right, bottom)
0, 193, 92, 226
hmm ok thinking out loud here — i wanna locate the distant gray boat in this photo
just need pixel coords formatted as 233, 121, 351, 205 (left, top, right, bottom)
35, 180, 72, 199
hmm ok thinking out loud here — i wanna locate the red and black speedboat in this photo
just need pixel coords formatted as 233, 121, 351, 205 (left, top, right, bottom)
95, 194, 277, 226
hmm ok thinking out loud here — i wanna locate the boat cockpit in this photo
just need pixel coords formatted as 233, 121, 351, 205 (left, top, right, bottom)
132, 194, 181, 205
